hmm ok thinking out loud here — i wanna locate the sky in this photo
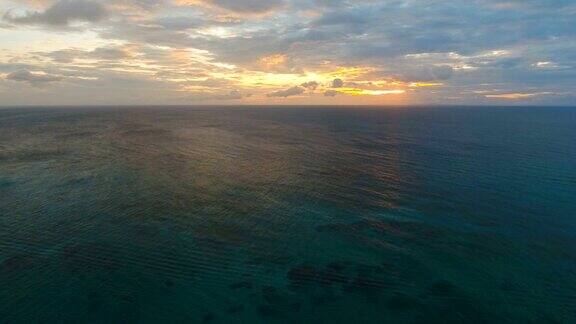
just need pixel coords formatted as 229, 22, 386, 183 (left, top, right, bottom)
0, 0, 574, 106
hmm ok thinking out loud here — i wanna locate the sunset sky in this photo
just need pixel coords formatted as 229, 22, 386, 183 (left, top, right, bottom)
0, 0, 574, 105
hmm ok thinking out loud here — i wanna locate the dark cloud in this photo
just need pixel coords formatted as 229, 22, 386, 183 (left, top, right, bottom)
39, 46, 135, 63
6, 70, 64, 86
396, 65, 454, 82
156, 15, 239, 31
99, 21, 193, 48
331, 78, 344, 88
214, 90, 243, 100
301, 81, 319, 90
324, 90, 338, 97
117, 0, 166, 12
4, 0, 108, 28
314, 6, 376, 28
90, 46, 133, 60
267, 86, 305, 97
156, 16, 208, 31
203, 0, 285, 14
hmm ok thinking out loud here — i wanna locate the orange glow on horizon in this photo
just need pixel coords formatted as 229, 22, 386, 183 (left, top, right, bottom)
337, 88, 406, 96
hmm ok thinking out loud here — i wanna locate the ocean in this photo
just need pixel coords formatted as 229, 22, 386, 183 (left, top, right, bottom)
0, 106, 575, 323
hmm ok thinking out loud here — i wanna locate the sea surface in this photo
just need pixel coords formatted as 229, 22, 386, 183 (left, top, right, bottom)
0, 106, 575, 323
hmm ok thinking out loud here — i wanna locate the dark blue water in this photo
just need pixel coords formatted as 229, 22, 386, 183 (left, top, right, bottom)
0, 106, 575, 323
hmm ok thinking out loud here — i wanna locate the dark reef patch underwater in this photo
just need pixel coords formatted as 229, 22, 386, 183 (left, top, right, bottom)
0, 106, 575, 323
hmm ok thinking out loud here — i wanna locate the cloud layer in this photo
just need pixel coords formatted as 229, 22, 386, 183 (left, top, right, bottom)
5, 0, 107, 27
6, 69, 63, 85
0, 0, 575, 105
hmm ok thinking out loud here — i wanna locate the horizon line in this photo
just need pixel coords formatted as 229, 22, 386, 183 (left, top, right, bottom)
1, 104, 575, 109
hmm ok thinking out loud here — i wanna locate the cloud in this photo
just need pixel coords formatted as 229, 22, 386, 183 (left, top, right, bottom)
2, 0, 576, 105
267, 86, 305, 97
177, 0, 284, 14
5, 70, 64, 86
90, 46, 135, 60
331, 78, 344, 88
99, 21, 194, 48
300, 81, 319, 90
111, 0, 166, 12
214, 90, 243, 100
4, 0, 108, 28
156, 16, 214, 31
314, 6, 376, 28
39, 45, 136, 63
396, 65, 454, 82
210, 0, 284, 13
485, 92, 552, 100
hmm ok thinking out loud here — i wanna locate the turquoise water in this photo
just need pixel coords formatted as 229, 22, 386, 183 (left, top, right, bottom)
0, 106, 575, 323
